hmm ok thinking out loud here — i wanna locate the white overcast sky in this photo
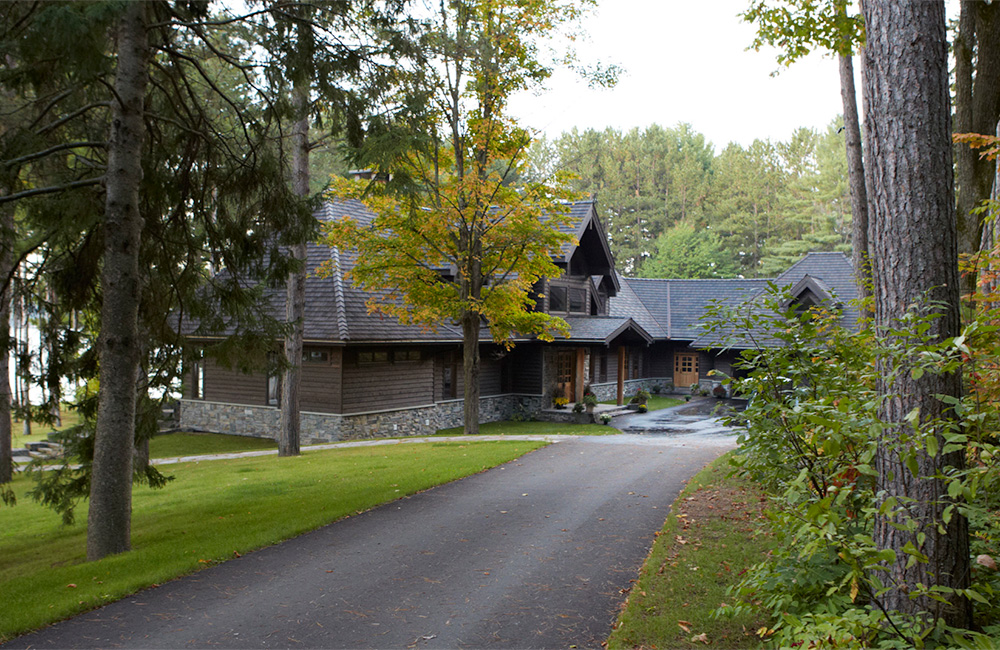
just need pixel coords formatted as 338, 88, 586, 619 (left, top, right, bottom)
508, 0, 957, 151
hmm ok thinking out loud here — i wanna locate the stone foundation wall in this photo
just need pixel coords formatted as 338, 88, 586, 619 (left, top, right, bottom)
586, 378, 673, 403
179, 393, 547, 443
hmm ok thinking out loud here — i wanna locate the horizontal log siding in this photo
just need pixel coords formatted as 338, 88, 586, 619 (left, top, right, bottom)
511, 345, 543, 393
203, 359, 267, 406
342, 354, 434, 413
299, 347, 342, 413
648, 342, 673, 377
480, 355, 502, 396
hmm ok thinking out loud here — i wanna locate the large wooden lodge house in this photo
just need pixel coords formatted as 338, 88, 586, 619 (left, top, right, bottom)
179, 200, 859, 441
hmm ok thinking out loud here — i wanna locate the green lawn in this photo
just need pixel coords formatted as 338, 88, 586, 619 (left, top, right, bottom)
12, 412, 277, 460
0, 439, 545, 642
149, 432, 277, 458
12, 408, 82, 449
600, 395, 684, 411
435, 420, 620, 436
607, 453, 774, 649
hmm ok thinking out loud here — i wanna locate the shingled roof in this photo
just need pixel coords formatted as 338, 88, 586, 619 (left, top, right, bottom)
187, 198, 626, 345
615, 277, 771, 341
689, 251, 861, 350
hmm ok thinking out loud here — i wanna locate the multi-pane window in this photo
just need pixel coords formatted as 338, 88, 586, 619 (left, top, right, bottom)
548, 285, 587, 314
549, 286, 567, 312
357, 350, 389, 364
396, 350, 421, 362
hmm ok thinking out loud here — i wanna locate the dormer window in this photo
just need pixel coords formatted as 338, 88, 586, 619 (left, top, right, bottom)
548, 284, 588, 314
550, 286, 567, 312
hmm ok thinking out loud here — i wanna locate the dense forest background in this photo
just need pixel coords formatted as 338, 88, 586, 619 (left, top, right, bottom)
524, 118, 852, 278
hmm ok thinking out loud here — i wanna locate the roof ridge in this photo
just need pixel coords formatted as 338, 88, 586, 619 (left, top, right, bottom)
329, 246, 350, 340
776, 250, 850, 280
625, 277, 774, 283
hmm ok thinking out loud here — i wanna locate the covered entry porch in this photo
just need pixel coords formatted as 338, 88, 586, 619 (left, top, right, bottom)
548, 317, 655, 407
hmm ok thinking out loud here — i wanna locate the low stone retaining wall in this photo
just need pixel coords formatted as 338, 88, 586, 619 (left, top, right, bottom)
179, 393, 547, 443
587, 378, 673, 403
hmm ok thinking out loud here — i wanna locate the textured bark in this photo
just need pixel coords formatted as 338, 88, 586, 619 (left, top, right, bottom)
279, 82, 308, 458
461, 311, 480, 436
87, 2, 148, 561
862, 0, 971, 626
0, 205, 13, 485
955, 2, 1000, 270
839, 52, 869, 297
980, 121, 1000, 300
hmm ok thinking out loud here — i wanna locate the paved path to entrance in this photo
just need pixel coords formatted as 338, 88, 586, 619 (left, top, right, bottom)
8, 433, 735, 650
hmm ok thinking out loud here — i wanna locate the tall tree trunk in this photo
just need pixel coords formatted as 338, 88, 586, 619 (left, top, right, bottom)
839, 51, 869, 297
461, 310, 480, 436
87, 1, 148, 561
17, 280, 30, 438
980, 120, 1000, 301
862, 0, 971, 627
278, 18, 311, 457
955, 1, 1000, 289
0, 204, 13, 485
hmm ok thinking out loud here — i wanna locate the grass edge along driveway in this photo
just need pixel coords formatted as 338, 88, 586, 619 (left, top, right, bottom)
0, 439, 546, 642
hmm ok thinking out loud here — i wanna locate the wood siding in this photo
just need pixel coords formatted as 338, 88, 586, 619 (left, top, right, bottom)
203, 358, 267, 406
648, 342, 673, 377
299, 347, 342, 413
511, 345, 543, 393
342, 348, 434, 413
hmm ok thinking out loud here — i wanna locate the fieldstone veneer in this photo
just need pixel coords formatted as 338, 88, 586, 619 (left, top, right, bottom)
179, 394, 547, 443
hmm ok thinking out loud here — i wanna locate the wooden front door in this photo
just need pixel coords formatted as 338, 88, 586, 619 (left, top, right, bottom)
673, 352, 699, 387
556, 349, 575, 400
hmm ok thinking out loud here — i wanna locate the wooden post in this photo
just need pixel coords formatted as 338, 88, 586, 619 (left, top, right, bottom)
575, 347, 585, 402
616, 346, 625, 406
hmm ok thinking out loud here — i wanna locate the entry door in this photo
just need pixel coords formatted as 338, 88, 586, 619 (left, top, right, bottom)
673, 352, 699, 387
556, 349, 575, 399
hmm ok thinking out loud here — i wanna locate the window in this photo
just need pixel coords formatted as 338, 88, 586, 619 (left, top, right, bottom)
442, 352, 458, 399
357, 350, 389, 364
267, 353, 280, 406
191, 358, 205, 399
302, 348, 329, 363
569, 288, 587, 314
600, 350, 608, 383
396, 349, 421, 362
549, 286, 567, 312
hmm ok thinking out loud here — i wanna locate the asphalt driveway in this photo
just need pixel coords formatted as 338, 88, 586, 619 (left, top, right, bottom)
7, 432, 734, 650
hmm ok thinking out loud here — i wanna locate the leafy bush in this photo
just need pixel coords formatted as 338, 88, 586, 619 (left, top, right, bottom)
704, 285, 1000, 649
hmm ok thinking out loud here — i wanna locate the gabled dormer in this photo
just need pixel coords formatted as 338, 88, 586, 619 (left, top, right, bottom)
542, 201, 619, 317
782, 274, 840, 312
